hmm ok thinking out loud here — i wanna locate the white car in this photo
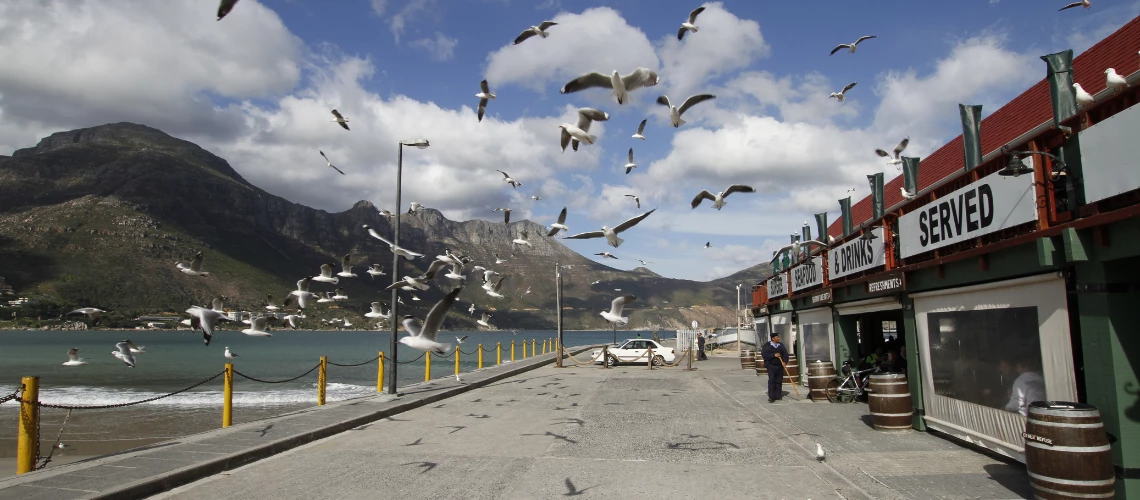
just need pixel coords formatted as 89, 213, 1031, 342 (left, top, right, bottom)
592, 339, 676, 367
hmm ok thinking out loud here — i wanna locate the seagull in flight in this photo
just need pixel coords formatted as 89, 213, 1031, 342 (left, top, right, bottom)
67, 307, 106, 325
547, 207, 569, 237
595, 252, 618, 259
875, 137, 910, 169
216, 0, 239, 21
704, 242, 711, 248
624, 148, 637, 174
483, 276, 507, 299
829, 82, 857, 102
176, 251, 209, 276
475, 79, 496, 122
319, 150, 345, 175
367, 264, 386, 278
456, 335, 469, 344
831, 35, 877, 55
400, 286, 463, 355
637, 259, 653, 266
513, 21, 557, 45
285, 277, 317, 310
407, 202, 423, 214
691, 185, 756, 210
531, 195, 542, 201
338, 254, 357, 278
111, 340, 137, 367
477, 312, 492, 328
559, 67, 660, 105
677, 6, 706, 40
560, 108, 609, 152
187, 303, 230, 345
241, 316, 274, 337
497, 169, 522, 188
364, 225, 425, 259
495, 207, 513, 224
657, 94, 716, 127
1059, 0, 1091, 11
632, 118, 647, 140
564, 208, 656, 248
512, 228, 533, 247
329, 109, 350, 130
770, 239, 827, 266
63, 348, 87, 366
601, 295, 637, 325
312, 263, 339, 284
625, 194, 641, 209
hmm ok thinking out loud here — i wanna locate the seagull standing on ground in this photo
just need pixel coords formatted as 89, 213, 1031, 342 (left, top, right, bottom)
547, 207, 570, 237
400, 286, 463, 355
1106, 68, 1128, 92
319, 151, 346, 175
111, 341, 137, 367
625, 194, 641, 209
476, 80, 496, 122
330, 109, 350, 130
875, 137, 910, 169
677, 6, 706, 40
563, 208, 657, 248
63, 348, 87, 366
624, 148, 637, 174
691, 185, 756, 210
513, 21, 557, 44
657, 94, 716, 127
176, 251, 209, 276
559, 68, 660, 105
496, 169, 522, 188
816, 443, 826, 461
560, 108, 610, 152
1059, 0, 1091, 11
830, 82, 857, 102
1074, 83, 1096, 109
831, 35, 877, 55
601, 295, 637, 325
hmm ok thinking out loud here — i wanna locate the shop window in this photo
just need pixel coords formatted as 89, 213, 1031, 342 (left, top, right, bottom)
802, 323, 831, 363
926, 307, 1046, 415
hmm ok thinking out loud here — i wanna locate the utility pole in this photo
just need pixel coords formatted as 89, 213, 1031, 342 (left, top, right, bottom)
556, 263, 563, 368
612, 288, 621, 345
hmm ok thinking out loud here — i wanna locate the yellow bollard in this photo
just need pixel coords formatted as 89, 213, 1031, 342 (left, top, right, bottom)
455, 346, 460, 376
511, 341, 516, 362
377, 352, 385, 393
425, 351, 432, 381
522, 340, 527, 359
16, 376, 39, 475
533, 339, 537, 356
478, 344, 484, 369
222, 364, 233, 428
318, 356, 327, 406
497, 342, 502, 365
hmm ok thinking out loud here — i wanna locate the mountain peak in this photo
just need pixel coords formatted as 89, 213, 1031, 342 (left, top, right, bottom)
351, 200, 376, 210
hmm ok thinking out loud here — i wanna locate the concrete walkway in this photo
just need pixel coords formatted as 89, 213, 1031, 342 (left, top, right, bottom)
1, 354, 1034, 500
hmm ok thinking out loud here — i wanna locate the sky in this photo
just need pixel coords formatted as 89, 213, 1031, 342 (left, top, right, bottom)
1, 0, 1137, 281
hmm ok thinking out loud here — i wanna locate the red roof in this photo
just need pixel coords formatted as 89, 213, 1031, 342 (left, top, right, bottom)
829, 15, 1140, 239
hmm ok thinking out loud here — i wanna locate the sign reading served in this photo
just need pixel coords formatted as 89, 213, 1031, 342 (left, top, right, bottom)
791, 256, 824, 292
898, 173, 1037, 259
830, 228, 885, 279
767, 273, 788, 299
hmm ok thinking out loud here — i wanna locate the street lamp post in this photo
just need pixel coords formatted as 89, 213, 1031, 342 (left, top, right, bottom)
388, 139, 430, 395
612, 288, 621, 345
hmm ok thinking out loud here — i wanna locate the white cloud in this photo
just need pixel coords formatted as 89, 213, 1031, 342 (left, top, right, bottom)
377, 0, 437, 43
409, 32, 458, 61
655, 2, 770, 100
483, 7, 660, 94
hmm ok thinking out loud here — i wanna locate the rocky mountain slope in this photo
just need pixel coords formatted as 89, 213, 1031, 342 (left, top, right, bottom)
0, 123, 771, 330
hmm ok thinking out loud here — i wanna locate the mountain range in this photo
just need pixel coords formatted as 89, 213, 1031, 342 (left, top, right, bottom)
0, 123, 771, 330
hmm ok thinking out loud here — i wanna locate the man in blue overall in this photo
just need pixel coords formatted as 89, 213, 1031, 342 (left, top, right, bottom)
760, 333, 789, 403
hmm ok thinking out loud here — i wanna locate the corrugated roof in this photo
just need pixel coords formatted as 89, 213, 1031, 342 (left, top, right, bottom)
828, 15, 1140, 238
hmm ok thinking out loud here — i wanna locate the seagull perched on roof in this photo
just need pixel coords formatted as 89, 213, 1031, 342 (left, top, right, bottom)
176, 251, 209, 276
1059, 0, 1091, 11
830, 35, 877, 55
400, 286, 463, 355
901, 186, 917, 201
319, 150, 345, 176
547, 207, 570, 237
495, 207, 513, 224
829, 82, 857, 102
632, 118, 647, 140
564, 208, 656, 248
601, 295, 637, 325
875, 137, 910, 169
657, 94, 716, 128
496, 169, 521, 188
625, 194, 641, 209
329, 109, 350, 130
559, 68, 660, 105
1073, 83, 1096, 109
1106, 68, 1128, 93
475, 79, 496, 122
677, 6, 705, 40
691, 185, 756, 210
560, 108, 610, 152
513, 21, 557, 45
624, 148, 637, 174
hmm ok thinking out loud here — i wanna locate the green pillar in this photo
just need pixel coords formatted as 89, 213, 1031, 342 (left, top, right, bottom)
901, 297, 926, 430
832, 310, 859, 366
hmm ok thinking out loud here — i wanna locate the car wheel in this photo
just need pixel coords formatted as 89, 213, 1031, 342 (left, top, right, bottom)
606, 355, 618, 367
652, 355, 664, 366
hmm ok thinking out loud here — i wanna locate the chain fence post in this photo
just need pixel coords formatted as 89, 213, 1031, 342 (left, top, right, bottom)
425, 351, 432, 382
223, 364, 233, 428
377, 352, 385, 393
497, 342, 502, 365
454, 346, 460, 377
16, 377, 38, 475
318, 356, 327, 406
478, 344, 484, 369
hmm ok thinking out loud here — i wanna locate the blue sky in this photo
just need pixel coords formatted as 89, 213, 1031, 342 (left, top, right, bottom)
1, 0, 1138, 281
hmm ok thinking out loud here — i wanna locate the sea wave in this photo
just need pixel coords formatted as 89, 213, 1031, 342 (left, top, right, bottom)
20, 382, 375, 407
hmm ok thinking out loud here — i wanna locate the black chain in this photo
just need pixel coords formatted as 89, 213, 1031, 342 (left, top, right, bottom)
459, 348, 477, 355
327, 355, 381, 367
35, 409, 71, 471
233, 364, 319, 384
0, 387, 19, 405
396, 352, 426, 364
14, 372, 224, 410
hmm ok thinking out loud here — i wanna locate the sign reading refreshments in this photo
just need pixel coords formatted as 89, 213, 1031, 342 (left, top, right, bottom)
767, 273, 788, 299
898, 173, 1036, 259
830, 227, 885, 279
810, 289, 832, 305
865, 270, 905, 297
791, 256, 824, 292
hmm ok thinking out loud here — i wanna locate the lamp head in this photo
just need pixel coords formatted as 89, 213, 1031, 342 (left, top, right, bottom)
401, 139, 430, 149
998, 154, 1033, 178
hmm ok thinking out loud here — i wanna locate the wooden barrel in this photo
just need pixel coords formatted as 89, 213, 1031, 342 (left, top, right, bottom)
807, 361, 836, 400
868, 373, 912, 431
1025, 401, 1115, 500
782, 355, 799, 384
740, 350, 756, 370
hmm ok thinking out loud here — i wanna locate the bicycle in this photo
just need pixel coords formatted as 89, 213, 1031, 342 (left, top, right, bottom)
825, 361, 880, 403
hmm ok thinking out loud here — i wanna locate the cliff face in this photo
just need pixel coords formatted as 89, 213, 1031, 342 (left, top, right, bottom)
0, 123, 769, 329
